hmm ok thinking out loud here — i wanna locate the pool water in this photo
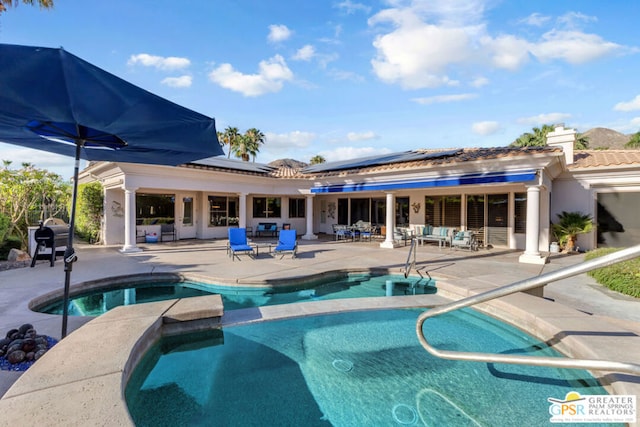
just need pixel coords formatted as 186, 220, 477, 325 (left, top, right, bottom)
125, 309, 619, 427
37, 274, 434, 316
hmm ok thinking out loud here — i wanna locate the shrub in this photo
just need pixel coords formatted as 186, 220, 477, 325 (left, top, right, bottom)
0, 235, 22, 260
585, 248, 640, 298
0, 212, 10, 243
74, 182, 103, 244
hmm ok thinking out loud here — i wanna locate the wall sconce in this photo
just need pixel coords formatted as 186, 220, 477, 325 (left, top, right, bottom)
411, 202, 421, 213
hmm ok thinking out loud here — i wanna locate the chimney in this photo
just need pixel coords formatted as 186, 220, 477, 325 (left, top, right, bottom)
546, 124, 575, 165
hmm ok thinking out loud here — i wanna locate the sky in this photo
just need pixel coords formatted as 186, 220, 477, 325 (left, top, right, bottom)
1, 0, 639, 180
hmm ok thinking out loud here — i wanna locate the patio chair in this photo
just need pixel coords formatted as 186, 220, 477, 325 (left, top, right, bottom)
228, 228, 255, 261
273, 229, 298, 259
451, 230, 478, 251
333, 224, 353, 241
160, 223, 176, 242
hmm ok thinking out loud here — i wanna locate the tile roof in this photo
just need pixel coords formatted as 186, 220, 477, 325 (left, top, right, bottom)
570, 150, 640, 169
283, 146, 561, 179
182, 146, 562, 179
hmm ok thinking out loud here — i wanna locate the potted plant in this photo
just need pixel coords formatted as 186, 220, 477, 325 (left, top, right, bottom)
552, 211, 593, 253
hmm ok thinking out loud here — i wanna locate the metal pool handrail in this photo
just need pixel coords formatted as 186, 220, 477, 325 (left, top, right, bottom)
403, 237, 417, 278
416, 244, 640, 375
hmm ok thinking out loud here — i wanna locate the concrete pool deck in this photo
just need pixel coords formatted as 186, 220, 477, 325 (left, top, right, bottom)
0, 237, 639, 424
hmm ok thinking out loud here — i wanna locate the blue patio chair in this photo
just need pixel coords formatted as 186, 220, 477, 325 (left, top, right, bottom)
273, 229, 298, 259
228, 228, 255, 261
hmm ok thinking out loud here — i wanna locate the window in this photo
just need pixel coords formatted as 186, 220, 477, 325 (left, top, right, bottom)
487, 194, 508, 227
371, 198, 385, 226
136, 193, 175, 225
350, 198, 370, 224
424, 195, 460, 227
289, 198, 305, 218
597, 192, 640, 247
338, 198, 349, 224
466, 195, 485, 230
208, 195, 239, 227
396, 197, 410, 226
514, 193, 527, 233
252, 197, 281, 218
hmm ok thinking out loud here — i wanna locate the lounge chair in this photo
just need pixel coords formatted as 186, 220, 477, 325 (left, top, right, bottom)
273, 229, 297, 259
228, 228, 255, 261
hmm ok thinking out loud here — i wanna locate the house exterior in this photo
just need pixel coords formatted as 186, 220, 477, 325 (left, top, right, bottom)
79, 126, 640, 264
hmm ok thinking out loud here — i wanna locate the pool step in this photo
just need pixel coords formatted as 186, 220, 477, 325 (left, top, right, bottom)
163, 294, 224, 322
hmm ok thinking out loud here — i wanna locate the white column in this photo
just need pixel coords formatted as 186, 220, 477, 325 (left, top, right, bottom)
238, 193, 247, 228
302, 194, 318, 240
380, 192, 396, 248
519, 185, 546, 264
120, 187, 142, 253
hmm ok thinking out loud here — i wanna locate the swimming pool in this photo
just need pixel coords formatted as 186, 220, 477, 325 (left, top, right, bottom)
36, 273, 435, 316
125, 309, 618, 427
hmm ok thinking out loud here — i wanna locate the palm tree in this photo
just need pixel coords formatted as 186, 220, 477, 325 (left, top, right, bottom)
0, 0, 54, 14
221, 126, 240, 159
575, 133, 589, 150
229, 134, 259, 162
310, 155, 326, 164
511, 124, 589, 149
552, 211, 593, 252
244, 128, 265, 162
510, 124, 555, 147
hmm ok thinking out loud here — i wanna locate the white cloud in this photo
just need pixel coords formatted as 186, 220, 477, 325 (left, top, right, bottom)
520, 13, 551, 27
557, 11, 597, 28
411, 93, 476, 105
328, 69, 365, 82
265, 131, 316, 149
614, 95, 640, 112
517, 112, 572, 125
268, 24, 292, 43
369, 21, 472, 89
483, 34, 531, 70
293, 45, 316, 61
335, 0, 371, 15
128, 53, 190, 71
319, 146, 392, 162
161, 75, 192, 88
366, 2, 629, 89
472, 121, 500, 135
470, 76, 489, 87
347, 131, 378, 141
208, 55, 293, 97
531, 30, 621, 64
260, 131, 316, 159
0, 144, 83, 180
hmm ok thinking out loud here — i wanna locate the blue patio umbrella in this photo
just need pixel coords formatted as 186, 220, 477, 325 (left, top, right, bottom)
0, 43, 224, 337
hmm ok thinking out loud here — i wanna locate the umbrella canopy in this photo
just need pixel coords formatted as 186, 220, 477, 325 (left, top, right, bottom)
0, 43, 224, 338
0, 43, 222, 164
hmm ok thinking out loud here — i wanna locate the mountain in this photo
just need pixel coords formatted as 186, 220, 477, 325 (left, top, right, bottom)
582, 127, 631, 149
268, 158, 308, 169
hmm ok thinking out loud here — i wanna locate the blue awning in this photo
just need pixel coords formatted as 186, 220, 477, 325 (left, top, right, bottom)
310, 170, 537, 193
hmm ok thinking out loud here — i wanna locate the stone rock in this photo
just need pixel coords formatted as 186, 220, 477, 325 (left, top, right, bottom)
7, 248, 30, 262
7, 350, 25, 364
18, 324, 33, 334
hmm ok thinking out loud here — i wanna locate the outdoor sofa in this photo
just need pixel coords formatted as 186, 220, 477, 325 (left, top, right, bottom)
255, 223, 278, 237
415, 225, 455, 248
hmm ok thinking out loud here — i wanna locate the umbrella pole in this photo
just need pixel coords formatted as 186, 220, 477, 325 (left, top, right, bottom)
61, 142, 81, 338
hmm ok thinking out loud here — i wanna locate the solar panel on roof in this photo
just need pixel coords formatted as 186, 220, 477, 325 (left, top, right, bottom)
188, 157, 275, 173
302, 149, 462, 173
